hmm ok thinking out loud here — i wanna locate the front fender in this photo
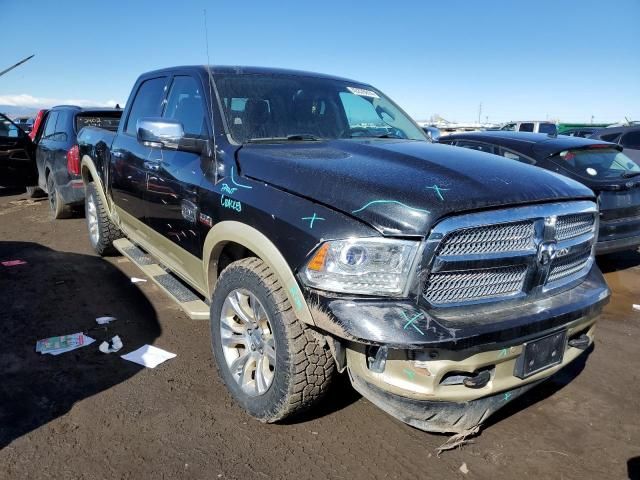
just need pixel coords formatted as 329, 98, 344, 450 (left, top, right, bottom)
202, 221, 315, 326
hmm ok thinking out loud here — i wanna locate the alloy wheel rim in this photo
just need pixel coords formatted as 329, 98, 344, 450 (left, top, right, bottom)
48, 180, 56, 213
220, 288, 276, 397
86, 194, 99, 245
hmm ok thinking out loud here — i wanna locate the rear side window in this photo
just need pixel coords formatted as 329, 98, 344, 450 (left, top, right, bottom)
163, 76, 206, 136
600, 132, 621, 143
125, 77, 167, 135
53, 110, 70, 141
499, 148, 535, 165
621, 131, 640, 149
456, 140, 496, 154
519, 123, 534, 132
538, 123, 557, 135
42, 111, 59, 138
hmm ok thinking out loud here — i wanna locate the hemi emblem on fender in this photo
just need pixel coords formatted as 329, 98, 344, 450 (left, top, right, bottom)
198, 212, 213, 227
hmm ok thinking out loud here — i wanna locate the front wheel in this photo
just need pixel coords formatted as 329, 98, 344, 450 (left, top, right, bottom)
85, 182, 122, 256
210, 257, 335, 422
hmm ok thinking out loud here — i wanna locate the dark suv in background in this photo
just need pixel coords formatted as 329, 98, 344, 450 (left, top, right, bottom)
589, 125, 640, 163
440, 131, 640, 254
36, 105, 121, 218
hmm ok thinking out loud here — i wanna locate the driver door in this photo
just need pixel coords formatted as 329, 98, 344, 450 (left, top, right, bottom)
144, 74, 210, 259
0, 113, 37, 188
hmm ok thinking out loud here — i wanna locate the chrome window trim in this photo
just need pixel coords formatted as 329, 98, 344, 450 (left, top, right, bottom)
420, 200, 598, 308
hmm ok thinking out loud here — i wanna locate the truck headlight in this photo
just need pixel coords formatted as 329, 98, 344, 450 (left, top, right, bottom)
301, 238, 420, 296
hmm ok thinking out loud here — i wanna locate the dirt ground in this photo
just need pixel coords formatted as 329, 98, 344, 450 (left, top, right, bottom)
0, 187, 638, 480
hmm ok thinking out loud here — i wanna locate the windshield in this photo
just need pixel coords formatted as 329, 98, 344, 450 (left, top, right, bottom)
550, 147, 640, 180
214, 74, 427, 143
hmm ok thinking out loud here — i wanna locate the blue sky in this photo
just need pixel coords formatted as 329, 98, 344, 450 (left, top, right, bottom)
1, 0, 638, 123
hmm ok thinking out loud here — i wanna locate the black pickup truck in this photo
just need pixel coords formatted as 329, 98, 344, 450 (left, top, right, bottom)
77, 66, 609, 434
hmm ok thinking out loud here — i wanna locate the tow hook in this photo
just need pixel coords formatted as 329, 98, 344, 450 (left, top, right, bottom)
367, 346, 388, 373
463, 370, 491, 389
568, 334, 590, 350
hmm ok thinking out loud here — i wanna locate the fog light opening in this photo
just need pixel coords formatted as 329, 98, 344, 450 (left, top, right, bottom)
440, 367, 494, 389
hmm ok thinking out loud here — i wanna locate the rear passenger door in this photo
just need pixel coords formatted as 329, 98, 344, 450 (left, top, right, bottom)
110, 76, 168, 223
47, 110, 72, 191
144, 74, 209, 258
36, 110, 58, 189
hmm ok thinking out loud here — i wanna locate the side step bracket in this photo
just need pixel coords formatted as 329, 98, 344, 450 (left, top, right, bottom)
113, 238, 210, 320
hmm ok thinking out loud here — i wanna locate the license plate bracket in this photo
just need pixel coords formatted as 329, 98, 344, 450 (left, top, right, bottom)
514, 330, 567, 379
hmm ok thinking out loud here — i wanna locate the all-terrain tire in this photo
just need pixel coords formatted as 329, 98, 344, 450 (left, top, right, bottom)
85, 182, 122, 256
46, 174, 71, 219
210, 257, 335, 422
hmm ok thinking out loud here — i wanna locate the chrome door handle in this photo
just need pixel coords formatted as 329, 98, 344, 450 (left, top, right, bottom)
144, 161, 160, 171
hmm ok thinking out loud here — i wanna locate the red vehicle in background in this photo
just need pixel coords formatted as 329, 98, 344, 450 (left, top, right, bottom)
29, 109, 49, 141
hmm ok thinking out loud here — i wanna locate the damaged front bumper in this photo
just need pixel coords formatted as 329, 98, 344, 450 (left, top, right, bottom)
308, 267, 609, 433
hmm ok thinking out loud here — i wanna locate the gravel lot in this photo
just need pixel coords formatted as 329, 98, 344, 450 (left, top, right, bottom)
1, 188, 639, 479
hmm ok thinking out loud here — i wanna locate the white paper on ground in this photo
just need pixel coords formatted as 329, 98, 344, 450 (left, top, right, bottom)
96, 316, 116, 325
120, 345, 176, 368
47, 335, 96, 355
99, 335, 123, 354
131, 277, 147, 284
633, 304, 640, 312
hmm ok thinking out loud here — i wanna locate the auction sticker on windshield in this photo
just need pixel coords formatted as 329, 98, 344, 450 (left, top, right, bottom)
347, 86, 379, 98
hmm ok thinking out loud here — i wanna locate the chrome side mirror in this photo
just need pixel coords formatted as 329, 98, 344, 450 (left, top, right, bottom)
136, 117, 185, 149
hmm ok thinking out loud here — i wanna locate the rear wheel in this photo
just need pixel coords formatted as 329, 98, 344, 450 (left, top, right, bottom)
25, 186, 44, 198
85, 182, 122, 256
46, 174, 71, 219
210, 257, 335, 422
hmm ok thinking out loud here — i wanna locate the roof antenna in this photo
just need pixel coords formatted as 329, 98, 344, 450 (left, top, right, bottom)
203, 9, 219, 183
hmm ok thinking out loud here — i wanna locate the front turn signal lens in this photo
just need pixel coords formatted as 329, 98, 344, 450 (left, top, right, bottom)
307, 242, 329, 271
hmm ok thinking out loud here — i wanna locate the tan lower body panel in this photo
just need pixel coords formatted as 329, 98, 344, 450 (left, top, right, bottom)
114, 206, 208, 296
346, 314, 597, 403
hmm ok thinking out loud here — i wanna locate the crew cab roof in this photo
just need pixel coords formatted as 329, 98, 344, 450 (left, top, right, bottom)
140, 65, 363, 84
442, 131, 620, 159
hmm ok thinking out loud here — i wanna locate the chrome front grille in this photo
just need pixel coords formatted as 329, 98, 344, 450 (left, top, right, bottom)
438, 221, 535, 256
547, 247, 592, 284
424, 265, 527, 304
556, 213, 596, 241
422, 202, 597, 307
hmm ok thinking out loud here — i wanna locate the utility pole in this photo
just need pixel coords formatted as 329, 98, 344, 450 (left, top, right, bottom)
0, 54, 35, 79
478, 102, 482, 124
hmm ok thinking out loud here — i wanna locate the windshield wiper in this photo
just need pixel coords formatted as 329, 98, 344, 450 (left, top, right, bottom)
247, 134, 321, 143
349, 133, 403, 139
621, 171, 640, 178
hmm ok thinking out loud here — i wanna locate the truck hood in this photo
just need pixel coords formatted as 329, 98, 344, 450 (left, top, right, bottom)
237, 139, 594, 236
